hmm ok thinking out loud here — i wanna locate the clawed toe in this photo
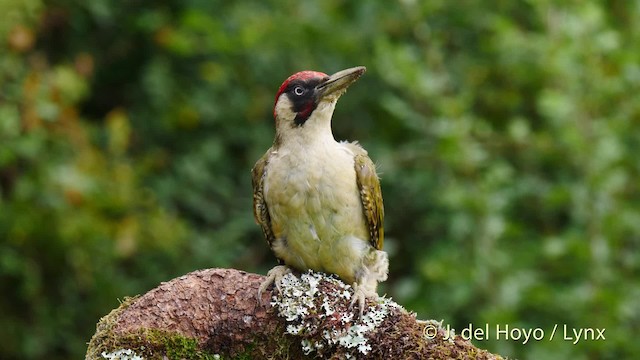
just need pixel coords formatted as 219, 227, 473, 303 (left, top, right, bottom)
257, 265, 291, 305
349, 283, 377, 318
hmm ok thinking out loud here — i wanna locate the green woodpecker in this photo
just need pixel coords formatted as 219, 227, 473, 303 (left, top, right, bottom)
252, 66, 387, 314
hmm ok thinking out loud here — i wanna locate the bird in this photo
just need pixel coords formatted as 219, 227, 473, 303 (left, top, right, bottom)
252, 66, 388, 315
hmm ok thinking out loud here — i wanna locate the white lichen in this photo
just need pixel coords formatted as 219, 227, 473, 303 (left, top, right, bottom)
271, 270, 401, 357
101, 348, 144, 360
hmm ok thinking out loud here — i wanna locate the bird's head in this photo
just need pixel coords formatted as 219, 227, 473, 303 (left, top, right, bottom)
272, 66, 366, 144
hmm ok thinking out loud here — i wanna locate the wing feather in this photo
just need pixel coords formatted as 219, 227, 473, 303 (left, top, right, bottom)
251, 150, 277, 252
347, 142, 384, 250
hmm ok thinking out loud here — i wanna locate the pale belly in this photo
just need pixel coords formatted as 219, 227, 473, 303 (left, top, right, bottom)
264, 146, 370, 283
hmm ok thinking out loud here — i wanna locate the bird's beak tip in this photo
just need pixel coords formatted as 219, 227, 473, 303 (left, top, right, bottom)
316, 66, 367, 98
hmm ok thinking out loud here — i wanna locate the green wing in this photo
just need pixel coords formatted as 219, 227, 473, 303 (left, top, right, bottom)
347, 142, 384, 250
251, 150, 277, 250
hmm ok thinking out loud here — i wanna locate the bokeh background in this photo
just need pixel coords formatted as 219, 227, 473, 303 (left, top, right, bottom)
1, 0, 639, 359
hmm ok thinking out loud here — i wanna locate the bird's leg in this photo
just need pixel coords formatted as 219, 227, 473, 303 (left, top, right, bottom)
257, 265, 292, 305
349, 249, 388, 317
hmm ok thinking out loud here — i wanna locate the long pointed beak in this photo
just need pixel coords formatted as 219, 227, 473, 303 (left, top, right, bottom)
315, 66, 366, 100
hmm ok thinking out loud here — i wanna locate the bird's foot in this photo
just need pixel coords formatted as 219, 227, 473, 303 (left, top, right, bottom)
349, 282, 378, 318
257, 265, 292, 305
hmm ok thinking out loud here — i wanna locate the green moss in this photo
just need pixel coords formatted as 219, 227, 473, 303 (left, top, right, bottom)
163, 333, 200, 357
89, 326, 224, 359
86, 296, 139, 360
145, 329, 219, 359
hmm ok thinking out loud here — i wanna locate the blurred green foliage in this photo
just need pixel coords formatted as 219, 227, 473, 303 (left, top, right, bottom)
1, 0, 639, 359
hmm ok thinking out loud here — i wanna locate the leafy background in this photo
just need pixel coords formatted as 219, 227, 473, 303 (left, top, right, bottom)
1, 0, 639, 359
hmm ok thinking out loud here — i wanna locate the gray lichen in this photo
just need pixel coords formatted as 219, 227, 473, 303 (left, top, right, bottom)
270, 270, 400, 357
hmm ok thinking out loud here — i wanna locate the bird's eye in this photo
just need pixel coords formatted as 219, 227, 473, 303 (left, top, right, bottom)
293, 86, 305, 96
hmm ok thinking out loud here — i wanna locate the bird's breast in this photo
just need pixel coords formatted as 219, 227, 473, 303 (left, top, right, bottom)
265, 144, 359, 216
263, 142, 369, 274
